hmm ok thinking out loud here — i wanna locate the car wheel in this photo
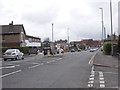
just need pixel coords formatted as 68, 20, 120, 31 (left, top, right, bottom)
16, 56, 19, 60
22, 56, 24, 60
4, 59, 7, 61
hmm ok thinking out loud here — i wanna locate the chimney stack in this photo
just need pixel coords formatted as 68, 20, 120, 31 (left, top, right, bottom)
9, 21, 13, 32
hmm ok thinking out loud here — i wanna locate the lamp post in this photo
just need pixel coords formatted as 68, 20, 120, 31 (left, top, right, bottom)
104, 27, 106, 40
99, 8, 104, 41
52, 23, 54, 42
67, 28, 69, 44
67, 28, 70, 50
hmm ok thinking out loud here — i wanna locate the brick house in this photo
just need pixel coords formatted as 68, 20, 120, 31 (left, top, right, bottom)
55, 39, 68, 50
0, 21, 41, 48
70, 39, 101, 49
0, 21, 26, 47
25, 35, 41, 47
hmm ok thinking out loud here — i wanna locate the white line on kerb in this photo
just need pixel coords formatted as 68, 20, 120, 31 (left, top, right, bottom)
0, 70, 22, 78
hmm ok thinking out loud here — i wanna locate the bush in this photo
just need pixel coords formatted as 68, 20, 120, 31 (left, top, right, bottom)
78, 45, 85, 50
103, 42, 111, 55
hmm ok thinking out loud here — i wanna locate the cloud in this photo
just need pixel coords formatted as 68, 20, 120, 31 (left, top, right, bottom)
0, 0, 119, 41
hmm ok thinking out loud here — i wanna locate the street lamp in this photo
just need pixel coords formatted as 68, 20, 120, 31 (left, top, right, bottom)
52, 23, 54, 42
99, 8, 104, 41
67, 28, 69, 44
67, 28, 70, 50
104, 27, 106, 40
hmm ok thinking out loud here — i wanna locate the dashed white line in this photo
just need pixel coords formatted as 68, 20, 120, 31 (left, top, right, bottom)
29, 64, 40, 69
100, 81, 105, 84
0, 70, 22, 78
88, 81, 94, 84
46, 62, 50, 63
0, 66, 15, 69
29, 63, 44, 69
100, 84, 105, 88
57, 58, 62, 60
52, 60, 55, 62
88, 84, 93, 87
90, 75, 94, 77
99, 77, 104, 80
99, 71, 105, 88
89, 77, 94, 80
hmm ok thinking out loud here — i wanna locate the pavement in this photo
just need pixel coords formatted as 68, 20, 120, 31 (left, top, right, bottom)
93, 50, 119, 68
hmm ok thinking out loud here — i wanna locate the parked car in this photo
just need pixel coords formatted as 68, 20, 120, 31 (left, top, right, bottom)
78, 49, 81, 52
3, 49, 24, 61
71, 49, 75, 52
61, 49, 64, 53
90, 48, 96, 52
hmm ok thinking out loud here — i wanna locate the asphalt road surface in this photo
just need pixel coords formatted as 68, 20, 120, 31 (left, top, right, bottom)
0, 51, 118, 89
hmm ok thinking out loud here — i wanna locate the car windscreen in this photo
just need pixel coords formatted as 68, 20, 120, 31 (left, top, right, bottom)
5, 49, 15, 53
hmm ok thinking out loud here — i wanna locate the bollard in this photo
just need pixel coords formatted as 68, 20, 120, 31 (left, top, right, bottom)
47, 50, 50, 56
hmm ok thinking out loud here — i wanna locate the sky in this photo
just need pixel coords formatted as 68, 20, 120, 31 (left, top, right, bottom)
0, 0, 119, 42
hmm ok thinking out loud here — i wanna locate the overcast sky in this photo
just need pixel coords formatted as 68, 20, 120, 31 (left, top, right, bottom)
0, 0, 119, 41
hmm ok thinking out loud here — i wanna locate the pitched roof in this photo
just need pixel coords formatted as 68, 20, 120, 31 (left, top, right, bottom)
26, 35, 41, 40
0, 24, 26, 35
106, 35, 118, 41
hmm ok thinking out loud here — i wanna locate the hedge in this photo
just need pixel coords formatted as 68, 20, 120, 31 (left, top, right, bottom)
103, 42, 111, 55
1, 47, 29, 54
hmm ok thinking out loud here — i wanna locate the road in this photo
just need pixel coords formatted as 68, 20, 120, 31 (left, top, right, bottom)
0, 51, 118, 89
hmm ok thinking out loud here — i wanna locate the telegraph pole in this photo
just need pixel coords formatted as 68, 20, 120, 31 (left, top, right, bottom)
110, 0, 114, 55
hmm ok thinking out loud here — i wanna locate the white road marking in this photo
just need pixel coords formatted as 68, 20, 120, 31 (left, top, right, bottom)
29, 63, 44, 69
91, 71, 95, 74
57, 58, 62, 60
0, 66, 15, 69
89, 77, 94, 80
88, 52, 97, 64
52, 60, 55, 62
99, 72, 103, 74
29, 64, 41, 69
0, 70, 22, 78
90, 75, 94, 77
99, 74, 104, 77
88, 67, 106, 88
32, 63, 39, 65
15, 65, 20, 67
100, 84, 105, 88
99, 77, 104, 80
88, 84, 93, 87
88, 81, 94, 84
99, 71, 105, 88
100, 81, 105, 84
46, 62, 50, 63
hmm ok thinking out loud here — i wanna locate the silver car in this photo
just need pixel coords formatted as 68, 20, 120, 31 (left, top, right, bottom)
3, 49, 24, 61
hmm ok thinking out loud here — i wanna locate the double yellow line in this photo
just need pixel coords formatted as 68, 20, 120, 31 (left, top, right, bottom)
88, 52, 97, 65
